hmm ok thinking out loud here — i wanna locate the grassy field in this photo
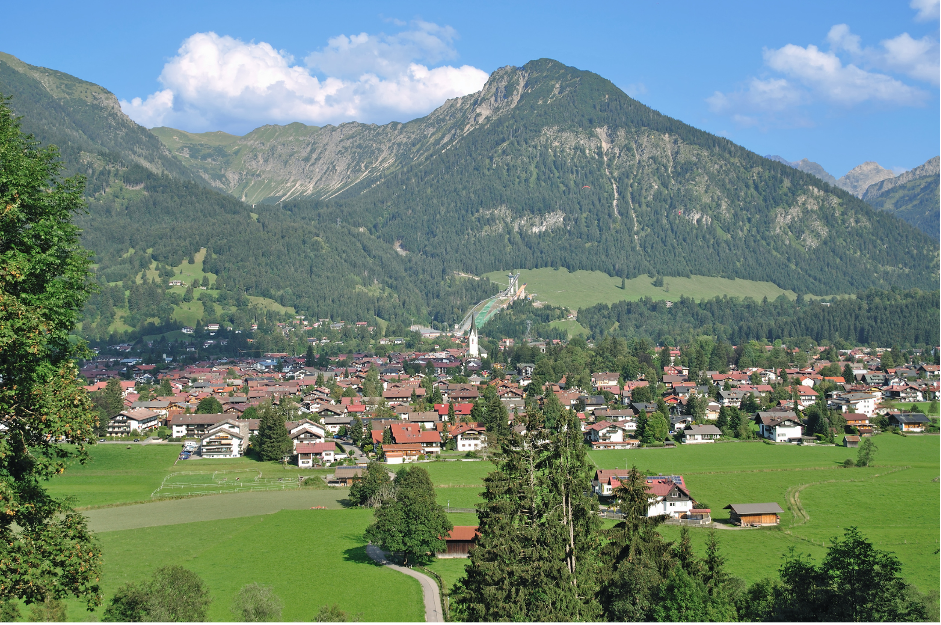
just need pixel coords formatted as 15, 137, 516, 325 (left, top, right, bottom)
47, 444, 332, 508
63, 509, 423, 622
591, 434, 940, 596
549, 318, 590, 338
483, 268, 803, 310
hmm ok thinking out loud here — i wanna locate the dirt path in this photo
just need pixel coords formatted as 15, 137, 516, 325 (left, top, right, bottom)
366, 544, 443, 622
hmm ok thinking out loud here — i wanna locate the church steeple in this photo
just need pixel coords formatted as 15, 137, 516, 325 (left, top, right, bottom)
468, 314, 479, 358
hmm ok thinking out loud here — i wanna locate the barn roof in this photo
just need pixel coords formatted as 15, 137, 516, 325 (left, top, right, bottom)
724, 502, 784, 515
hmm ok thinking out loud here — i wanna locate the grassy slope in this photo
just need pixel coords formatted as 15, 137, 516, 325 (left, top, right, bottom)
483, 268, 802, 311
65, 510, 423, 622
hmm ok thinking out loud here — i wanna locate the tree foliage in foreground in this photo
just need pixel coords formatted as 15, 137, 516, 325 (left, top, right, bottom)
0, 96, 102, 609
452, 403, 935, 621
349, 461, 394, 508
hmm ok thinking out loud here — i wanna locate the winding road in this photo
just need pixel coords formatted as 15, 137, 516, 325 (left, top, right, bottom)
366, 544, 443, 622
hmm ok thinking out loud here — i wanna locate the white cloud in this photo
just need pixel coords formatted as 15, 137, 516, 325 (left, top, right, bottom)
708, 20, 934, 126
911, 0, 940, 21
121, 23, 489, 132
828, 24, 939, 86
764, 43, 926, 105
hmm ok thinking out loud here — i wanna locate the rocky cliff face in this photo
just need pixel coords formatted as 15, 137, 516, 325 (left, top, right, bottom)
151, 65, 533, 204
836, 161, 895, 197
863, 156, 939, 200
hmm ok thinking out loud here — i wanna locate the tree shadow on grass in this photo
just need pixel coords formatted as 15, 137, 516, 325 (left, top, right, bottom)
343, 544, 382, 567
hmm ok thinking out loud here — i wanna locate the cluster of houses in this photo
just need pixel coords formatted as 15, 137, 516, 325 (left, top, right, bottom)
82, 341, 937, 462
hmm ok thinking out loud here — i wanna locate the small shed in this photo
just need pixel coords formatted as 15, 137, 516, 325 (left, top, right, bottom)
333, 466, 365, 486
843, 435, 861, 448
437, 526, 479, 558
724, 502, 784, 526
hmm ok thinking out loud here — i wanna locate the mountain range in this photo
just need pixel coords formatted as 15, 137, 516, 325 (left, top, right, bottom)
765, 153, 938, 235
0, 52, 937, 338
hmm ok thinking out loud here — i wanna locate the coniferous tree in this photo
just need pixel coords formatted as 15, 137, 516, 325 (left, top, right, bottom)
256, 402, 292, 461
453, 410, 600, 621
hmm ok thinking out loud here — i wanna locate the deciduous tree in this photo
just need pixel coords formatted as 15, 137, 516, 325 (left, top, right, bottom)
0, 96, 102, 610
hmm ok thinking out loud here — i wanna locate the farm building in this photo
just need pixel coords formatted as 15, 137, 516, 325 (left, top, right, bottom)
844, 435, 861, 448
437, 526, 480, 558
332, 466, 366, 486
724, 502, 784, 526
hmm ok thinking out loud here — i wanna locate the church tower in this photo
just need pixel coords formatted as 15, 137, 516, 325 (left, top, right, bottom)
468, 315, 480, 358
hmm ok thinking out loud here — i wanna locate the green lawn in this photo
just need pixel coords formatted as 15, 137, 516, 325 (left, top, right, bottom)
592, 434, 940, 598
64, 509, 423, 622
483, 268, 805, 310
420, 460, 495, 486
47, 444, 332, 508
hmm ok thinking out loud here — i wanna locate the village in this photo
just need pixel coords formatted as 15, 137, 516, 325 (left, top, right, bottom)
81, 323, 939, 533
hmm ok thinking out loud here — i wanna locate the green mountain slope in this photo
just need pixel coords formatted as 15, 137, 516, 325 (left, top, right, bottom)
155, 59, 936, 296
313, 59, 937, 296
864, 174, 939, 236
0, 52, 193, 180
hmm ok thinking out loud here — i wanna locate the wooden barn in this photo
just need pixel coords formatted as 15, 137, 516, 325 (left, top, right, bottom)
724, 502, 784, 526
438, 526, 479, 558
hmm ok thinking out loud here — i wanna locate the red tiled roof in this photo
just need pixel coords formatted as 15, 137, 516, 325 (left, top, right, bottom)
446, 526, 479, 541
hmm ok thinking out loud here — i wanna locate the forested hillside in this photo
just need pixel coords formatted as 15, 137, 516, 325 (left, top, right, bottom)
2, 52, 937, 343
577, 288, 940, 348
315, 60, 938, 296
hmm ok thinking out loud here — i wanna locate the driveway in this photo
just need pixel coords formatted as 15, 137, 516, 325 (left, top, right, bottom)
366, 544, 443, 622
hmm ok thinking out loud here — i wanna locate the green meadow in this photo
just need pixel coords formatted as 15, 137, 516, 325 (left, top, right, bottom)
47, 444, 332, 508
39, 434, 938, 620
63, 510, 423, 623
483, 267, 805, 311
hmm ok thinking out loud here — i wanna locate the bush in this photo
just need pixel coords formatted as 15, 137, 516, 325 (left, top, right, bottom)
102, 565, 211, 622
315, 603, 350, 622
231, 583, 283, 622
0, 599, 21, 622
27, 596, 66, 622
843, 458, 856, 468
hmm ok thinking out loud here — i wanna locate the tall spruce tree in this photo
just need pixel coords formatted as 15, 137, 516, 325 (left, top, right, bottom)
598, 466, 674, 621
256, 402, 292, 461
452, 410, 600, 621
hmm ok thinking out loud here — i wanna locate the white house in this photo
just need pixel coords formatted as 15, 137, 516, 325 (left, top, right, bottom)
756, 412, 803, 443
583, 421, 638, 449
296, 441, 336, 467
681, 424, 722, 443
107, 408, 161, 436
835, 392, 877, 417
199, 428, 244, 458
645, 476, 695, 518
449, 424, 487, 452
288, 420, 327, 450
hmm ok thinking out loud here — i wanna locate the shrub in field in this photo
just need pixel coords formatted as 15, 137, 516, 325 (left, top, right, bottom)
856, 438, 877, 467
102, 565, 211, 621
843, 458, 856, 468
27, 596, 67, 622
314, 603, 349, 621
0, 600, 20, 622
231, 583, 283, 622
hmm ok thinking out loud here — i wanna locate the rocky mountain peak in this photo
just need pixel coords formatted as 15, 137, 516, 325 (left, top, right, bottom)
837, 161, 894, 197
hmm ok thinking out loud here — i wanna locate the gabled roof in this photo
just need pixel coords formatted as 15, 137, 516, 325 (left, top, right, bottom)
724, 502, 784, 515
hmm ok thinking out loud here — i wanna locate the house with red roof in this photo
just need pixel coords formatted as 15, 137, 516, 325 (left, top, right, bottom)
296, 442, 336, 467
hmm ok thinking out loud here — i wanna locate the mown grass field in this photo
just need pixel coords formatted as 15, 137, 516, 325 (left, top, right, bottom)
63, 509, 423, 623
483, 268, 803, 310
591, 434, 940, 596
47, 444, 331, 508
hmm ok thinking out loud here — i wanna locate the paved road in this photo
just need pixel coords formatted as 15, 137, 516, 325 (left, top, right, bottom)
366, 544, 443, 623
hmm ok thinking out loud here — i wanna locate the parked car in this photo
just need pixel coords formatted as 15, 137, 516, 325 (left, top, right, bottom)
133, 438, 140, 442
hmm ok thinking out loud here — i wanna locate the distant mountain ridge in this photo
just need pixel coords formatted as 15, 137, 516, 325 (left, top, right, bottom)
863, 156, 940, 200
1, 51, 937, 333
0, 52, 194, 180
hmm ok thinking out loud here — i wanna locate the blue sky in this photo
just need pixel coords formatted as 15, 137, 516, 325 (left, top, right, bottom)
4, 0, 938, 177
